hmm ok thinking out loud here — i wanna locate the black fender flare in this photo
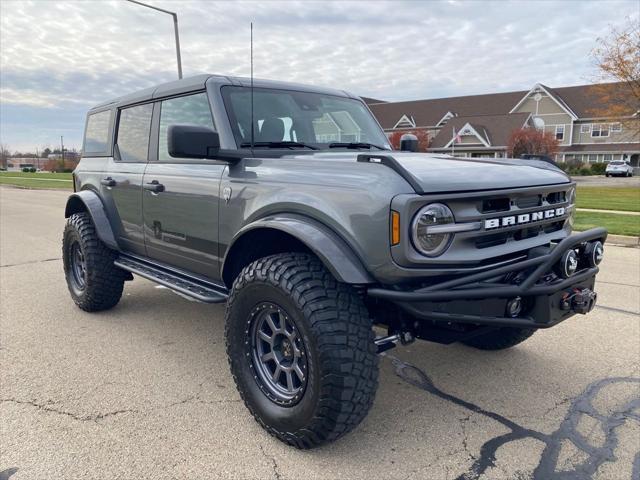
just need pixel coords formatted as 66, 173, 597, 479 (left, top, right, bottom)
222, 214, 374, 285
64, 190, 119, 251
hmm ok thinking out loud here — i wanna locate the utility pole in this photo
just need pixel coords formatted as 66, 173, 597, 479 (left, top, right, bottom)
127, 0, 183, 79
60, 136, 65, 171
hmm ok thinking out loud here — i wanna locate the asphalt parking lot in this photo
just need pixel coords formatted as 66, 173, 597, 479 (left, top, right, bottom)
1, 186, 639, 480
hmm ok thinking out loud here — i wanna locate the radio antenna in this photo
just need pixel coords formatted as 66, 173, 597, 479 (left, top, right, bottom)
250, 22, 254, 153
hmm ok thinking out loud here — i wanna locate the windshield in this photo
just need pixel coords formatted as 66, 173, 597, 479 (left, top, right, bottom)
221, 86, 390, 149
609, 161, 625, 165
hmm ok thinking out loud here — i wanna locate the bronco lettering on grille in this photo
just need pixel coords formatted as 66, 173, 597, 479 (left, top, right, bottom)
485, 207, 566, 230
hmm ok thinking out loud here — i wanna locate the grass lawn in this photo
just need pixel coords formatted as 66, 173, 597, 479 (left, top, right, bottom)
576, 186, 640, 213
0, 172, 73, 190
574, 211, 640, 237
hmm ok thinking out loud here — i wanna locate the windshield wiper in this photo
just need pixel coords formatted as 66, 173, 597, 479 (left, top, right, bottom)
240, 141, 318, 150
328, 142, 386, 150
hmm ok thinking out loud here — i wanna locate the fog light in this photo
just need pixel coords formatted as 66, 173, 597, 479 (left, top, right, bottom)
557, 249, 579, 278
506, 296, 523, 318
584, 241, 604, 267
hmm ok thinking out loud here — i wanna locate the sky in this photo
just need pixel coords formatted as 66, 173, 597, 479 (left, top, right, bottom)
0, 0, 637, 152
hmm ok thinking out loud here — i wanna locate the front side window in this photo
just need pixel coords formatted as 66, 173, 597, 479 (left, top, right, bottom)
84, 110, 112, 155
116, 104, 153, 162
555, 125, 565, 141
221, 86, 390, 149
158, 92, 214, 161
592, 124, 610, 138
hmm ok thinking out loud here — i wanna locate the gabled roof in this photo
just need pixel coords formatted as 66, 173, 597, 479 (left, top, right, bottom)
443, 122, 490, 148
369, 90, 526, 129
368, 82, 635, 130
361, 96, 387, 105
430, 113, 531, 149
510, 83, 578, 119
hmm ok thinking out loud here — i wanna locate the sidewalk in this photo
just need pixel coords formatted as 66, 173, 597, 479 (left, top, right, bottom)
576, 208, 640, 216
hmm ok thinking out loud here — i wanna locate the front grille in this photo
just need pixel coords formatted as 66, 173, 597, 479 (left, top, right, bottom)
472, 187, 569, 250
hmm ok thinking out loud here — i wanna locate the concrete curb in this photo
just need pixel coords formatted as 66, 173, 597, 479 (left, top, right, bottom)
606, 234, 640, 247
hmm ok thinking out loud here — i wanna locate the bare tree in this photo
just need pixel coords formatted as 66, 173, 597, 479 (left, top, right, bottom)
0, 144, 10, 170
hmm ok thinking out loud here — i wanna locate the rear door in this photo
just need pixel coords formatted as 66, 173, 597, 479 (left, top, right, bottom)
142, 92, 226, 280
104, 103, 153, 255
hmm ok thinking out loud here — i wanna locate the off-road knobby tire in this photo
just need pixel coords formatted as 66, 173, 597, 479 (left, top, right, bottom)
461, 327, 535, 350
225, 253, 378, 449
63, 212, 125, 312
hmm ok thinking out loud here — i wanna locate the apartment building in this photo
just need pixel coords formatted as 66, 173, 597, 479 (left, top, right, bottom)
367, 82, 639, 166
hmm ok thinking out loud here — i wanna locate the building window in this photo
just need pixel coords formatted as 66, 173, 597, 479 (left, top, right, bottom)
603, 154, 613, 162
555, 125, 565, 141
580, 124, 591, 133
610, 123, 622, 133
592, 124, 610, 137
588, 154, 597, 163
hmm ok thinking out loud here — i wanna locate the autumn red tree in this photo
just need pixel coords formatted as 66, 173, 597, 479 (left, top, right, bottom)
507, 128, 560, 159
388, 129, 431, 152
590, 18, 640, 134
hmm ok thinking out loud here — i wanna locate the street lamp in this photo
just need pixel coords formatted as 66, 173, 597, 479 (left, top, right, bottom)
126, 0, 183, 79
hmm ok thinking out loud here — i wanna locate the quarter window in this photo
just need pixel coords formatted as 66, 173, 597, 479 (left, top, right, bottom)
83, 110, 112, 155
591, 124, 609, 138
158, 93, 214, 161
555, 125, 565, 141
116, 104, 153, 162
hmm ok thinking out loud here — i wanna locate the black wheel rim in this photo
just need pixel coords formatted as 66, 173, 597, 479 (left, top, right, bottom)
249, 302, 308, 406
70, 241, 87, 290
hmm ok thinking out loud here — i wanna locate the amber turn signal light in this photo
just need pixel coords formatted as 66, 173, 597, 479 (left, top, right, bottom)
391, 211, 401, 245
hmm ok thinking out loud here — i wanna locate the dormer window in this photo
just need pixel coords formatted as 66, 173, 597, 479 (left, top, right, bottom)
393, 114, 416, 129
436, 111, 456, 127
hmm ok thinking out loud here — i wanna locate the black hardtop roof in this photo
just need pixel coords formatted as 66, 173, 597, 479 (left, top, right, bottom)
89, 74, 355, 112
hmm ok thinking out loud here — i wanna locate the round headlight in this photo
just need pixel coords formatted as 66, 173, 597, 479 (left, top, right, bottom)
411, 203, 455, 257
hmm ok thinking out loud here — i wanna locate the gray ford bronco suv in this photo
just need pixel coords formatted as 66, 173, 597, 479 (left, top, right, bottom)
63, 74, 606, 448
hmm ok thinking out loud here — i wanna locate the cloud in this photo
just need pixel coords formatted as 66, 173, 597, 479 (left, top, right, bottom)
0, 0, 637, 151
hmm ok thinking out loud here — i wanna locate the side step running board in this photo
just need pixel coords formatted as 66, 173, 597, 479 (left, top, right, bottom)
114, 255, 228, 303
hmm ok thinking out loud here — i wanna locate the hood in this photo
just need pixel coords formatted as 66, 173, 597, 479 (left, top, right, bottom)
285, 151, 571, 194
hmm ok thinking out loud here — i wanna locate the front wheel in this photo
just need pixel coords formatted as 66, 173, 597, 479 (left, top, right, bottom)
63, 212, 126, 312
461, 327, 535, 350
225, 253, 378, 449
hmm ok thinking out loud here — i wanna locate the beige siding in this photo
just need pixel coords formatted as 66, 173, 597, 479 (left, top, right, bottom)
513, 94, 567, 115
571, 120, 640, 145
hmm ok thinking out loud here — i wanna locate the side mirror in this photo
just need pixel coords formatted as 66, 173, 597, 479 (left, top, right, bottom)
400, 133, 418, 152
168, 124, 220, 159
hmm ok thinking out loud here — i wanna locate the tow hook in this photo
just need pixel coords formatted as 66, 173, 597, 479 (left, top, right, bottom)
375, 331, 415, 354
560, 288, 597, 314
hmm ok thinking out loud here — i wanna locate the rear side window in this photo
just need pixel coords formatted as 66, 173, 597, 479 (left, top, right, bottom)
116, 103, 153, 162
158, 93, 214, 161
83, 110, 112, 155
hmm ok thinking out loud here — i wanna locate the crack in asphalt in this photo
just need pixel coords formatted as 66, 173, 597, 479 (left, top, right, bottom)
0, 394, 241, 424
383, 353, 640, 480
259, 444, 282, 480
0, 398, 137, 422
0, 257, 61, 268
595, 304, 640, 316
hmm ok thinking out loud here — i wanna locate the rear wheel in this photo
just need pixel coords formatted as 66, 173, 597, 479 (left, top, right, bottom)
461, 327, 535, 350
225, 253, 378, 449
63, 212, 126, 312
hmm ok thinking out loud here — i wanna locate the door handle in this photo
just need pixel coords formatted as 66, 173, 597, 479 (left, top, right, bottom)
100, 177, 116, 187
144, 180, 165, 193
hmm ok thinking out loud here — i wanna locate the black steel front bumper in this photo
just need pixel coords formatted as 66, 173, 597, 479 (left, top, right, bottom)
367, 228, 607, 330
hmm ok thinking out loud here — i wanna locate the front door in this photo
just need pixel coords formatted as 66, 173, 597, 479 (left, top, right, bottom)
104, 103, 153, 255
142, 92, 226, 280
